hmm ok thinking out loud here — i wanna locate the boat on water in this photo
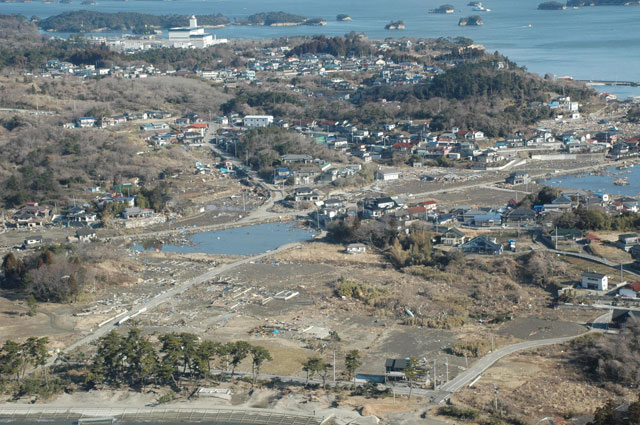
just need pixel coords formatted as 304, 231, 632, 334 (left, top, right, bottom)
614, 177, 630, 186
472, 3, 491, 11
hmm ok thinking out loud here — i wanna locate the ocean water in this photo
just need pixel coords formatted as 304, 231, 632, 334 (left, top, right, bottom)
3, 0, 640, 85
539, 165, 640, 197
132, 221, 316, 254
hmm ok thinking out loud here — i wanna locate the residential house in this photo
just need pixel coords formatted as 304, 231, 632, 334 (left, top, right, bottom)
504, 208, 536, 225
281, 154, 313, 164
76, 117, 96, 128
294, 187, 321, 202
506, 172, 530, 185
363, 197, 398, 218
293, 167, 320, 185
441, 228, 466, 246
461, 235, 503, 255
76, 228, 97, 243
385, 358, 409, 381
632, 245, 640, 265
345, 243, 367, 254
543, 196, 573, 212
420, 200, 438, 211
616, 233, 639, 252
473, 212, 503, 227
122, 207, 155, 219
619, 281, 640, 298
406, 205, 427, 219
581, 272, 608, 291
375, 169, 400, 181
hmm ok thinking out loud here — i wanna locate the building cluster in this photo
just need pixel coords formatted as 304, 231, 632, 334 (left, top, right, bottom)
1, 177, 169, 236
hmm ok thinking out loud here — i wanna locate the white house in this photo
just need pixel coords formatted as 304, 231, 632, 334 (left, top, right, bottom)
76, 117, 96, 128
345, 243, 367, 254
581, 271, 608, 291
244, 115, 274, 128
375, 168, 400, 181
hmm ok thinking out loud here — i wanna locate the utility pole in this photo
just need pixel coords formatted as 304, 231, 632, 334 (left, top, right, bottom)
555, 226, 558, 250
491, 334, 495, 352
333, 349, 336, 382
493, 383, 499, 412
445, 357, 449, 383
433, 359, 437, 390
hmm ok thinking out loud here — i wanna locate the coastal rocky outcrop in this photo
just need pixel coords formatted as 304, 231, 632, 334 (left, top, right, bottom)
385, 20, 405, 29
458, 15, 484, 25
430, 4, 455, 13
337, 14, 352, 21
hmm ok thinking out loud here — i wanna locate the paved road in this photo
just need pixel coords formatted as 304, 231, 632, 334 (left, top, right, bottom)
430, 311, 611, 404
48, 241, 303, 365
403, 160, 622, 202
534, 238, 640, 277
431, 335, 581, 403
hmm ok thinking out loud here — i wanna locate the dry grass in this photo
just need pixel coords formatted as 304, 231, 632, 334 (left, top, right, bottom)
450, 344, 634, 420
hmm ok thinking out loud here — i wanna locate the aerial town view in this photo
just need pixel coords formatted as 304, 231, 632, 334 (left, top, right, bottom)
1, 1, 640, 425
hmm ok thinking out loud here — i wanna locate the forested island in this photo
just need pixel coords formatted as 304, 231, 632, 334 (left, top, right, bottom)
236, 11, 324, 26
37, 11, 230, 33
35, 10, 327, 33
458, 15, 483, 26
538, 1, 567, 9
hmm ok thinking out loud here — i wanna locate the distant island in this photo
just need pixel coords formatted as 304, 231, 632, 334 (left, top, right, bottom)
36, 10, 333, 33
429, 4, 455, 13
566, 0, 639, 5
458, 15, 484, 25
303, 17, 327, 26
538, 1, 567, 9
336, 14, 352, 21
38, 10, 229, 33
238, 11, 325, 27
384, 20, 406, 30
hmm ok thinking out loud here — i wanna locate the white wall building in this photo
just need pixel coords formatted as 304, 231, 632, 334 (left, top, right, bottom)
244, 115, 274, 128
167, 16, 228, 49
581, 272, 608, 291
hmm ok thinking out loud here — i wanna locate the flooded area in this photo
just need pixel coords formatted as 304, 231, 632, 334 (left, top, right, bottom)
539, 164, 640, 197
132, 222, 316, 255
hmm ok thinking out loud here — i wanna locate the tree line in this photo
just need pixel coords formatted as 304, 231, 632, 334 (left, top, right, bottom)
556, 208, 640, 232
86, 329, 271, 390
0, 328, 366, 397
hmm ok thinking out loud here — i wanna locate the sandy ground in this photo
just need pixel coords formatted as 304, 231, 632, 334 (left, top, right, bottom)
2, 385, 449, 425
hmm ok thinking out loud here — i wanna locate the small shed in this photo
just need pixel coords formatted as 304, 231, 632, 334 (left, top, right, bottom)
346, 243, 367, 254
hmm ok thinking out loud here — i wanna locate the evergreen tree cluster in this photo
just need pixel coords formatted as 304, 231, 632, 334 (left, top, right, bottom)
86, 329, 273, 389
